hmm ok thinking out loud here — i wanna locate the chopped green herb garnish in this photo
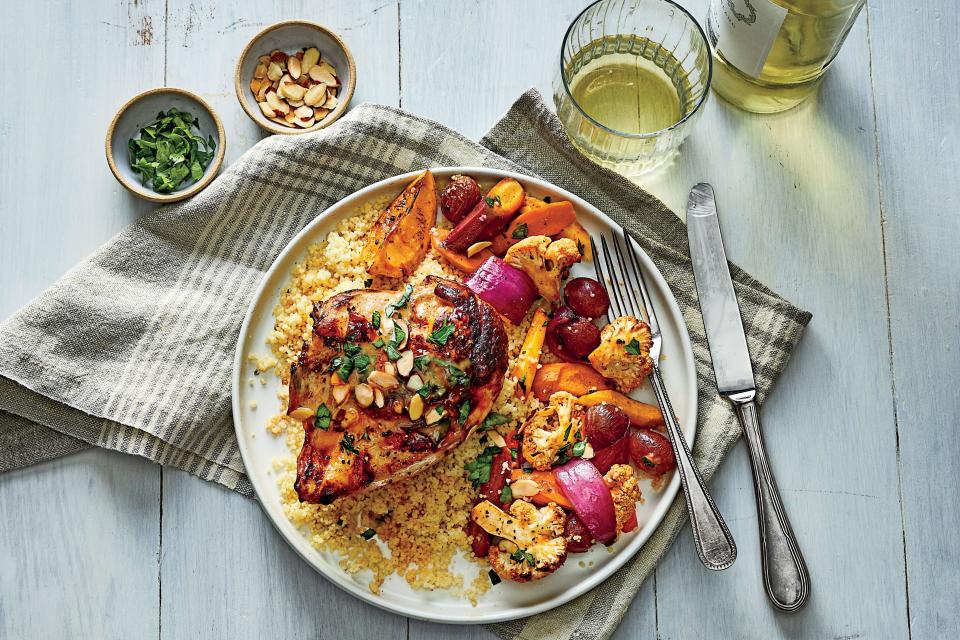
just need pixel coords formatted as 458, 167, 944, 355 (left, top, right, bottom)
385, 284, 413, 317
509, 447, 518, 460
391, 324, 406, 348
416, 382, 436, 398
517, 375, 527, 392
127, 108, 217, 194
488, 569, 502, 585
562, 423, 572, 441
625, 338, 642, 356
371, 311, 381, 329
640, 456, 656, 469
511, 223, 529, 240
464, 445, 503, 488
343, 343, 361, 357
484, 195, 502, 208
372, 337, 385, 349
360, 528, 376, 540
385, 345, 403, 361
427, 321, 455, 347
364, 278, 374, 288
510, 548, 536, 565
331, 355, 354, 381
433, 358, 469, 386
414, 354, 431, 371
353, 353, 371, 374
458, 400, 471, 425
480, 412, 511, 431
315, 404, 331, 430
572, 441, 587, 457
499, 485, 512, 503
340, 433, 359, 455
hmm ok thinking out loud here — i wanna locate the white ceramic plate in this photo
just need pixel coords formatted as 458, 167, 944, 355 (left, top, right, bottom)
232, 167, 697, 624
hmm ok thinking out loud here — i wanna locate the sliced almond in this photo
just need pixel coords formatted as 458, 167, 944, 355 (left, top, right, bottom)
467, 241, 492, 257
408, 394, 424, 421
269, 50, 286, 64
323, 93, 339, 110
374, 388, 385, 408
269, 115, 291, 128
288, 55, 301, 79
380, 316, 395, 335
257, 55, 271, 65
287, 99, 304, 108
382, 362, 396, 377
295, 116, 315, 129
257, 101, 275, 118
266, 91, 290, 115
309, 68, 336, 86
368, 370, 399, 390
406, 374, 424, 392
304, 83, 327, 107
289, 406, 315, 421
424, 406, 444, 425
510, 478, 540, 497
249, 78, 262, 95
332, 384, 350, 404
302, 47, 320, 73
257, 82, 270, 101
253, 64, 267, 79
266, 61, 283, 82
581, 442, 595, 459
354, 383, 374, 407
294, 105, 313, 120
396, 350, 414, 377
284, 110, 297, 124
282, 82, 307, 101
279, 73, 293, 87
487, 431, 507, 448
318, 60, 337, 77
313, 107, 330, 121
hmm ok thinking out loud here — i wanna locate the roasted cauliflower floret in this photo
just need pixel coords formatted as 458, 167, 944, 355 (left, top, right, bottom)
471, 499, 568, 582
604, 463, 642, 535
588, 315, 654, 393
505, 236, 581, 303
520, 391, 584, 470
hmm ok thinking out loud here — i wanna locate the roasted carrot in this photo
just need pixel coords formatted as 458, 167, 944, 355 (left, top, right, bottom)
498, 201, 577, 249
443, 178, 526, 252
430, 227, 493, 274
577, 390, 664, 429
531, 362, 613, 401
511, 469, 573, 510
511, 308, 550, 397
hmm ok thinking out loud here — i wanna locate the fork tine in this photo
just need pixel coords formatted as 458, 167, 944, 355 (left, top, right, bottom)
589, 235, 615, 323
598, 234, 626, 319
623, 230, 661, 335
610, 232, 643, 318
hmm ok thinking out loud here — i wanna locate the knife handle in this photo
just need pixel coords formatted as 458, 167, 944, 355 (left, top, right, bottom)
650, 368, 737, 571
732, 391, 811, 612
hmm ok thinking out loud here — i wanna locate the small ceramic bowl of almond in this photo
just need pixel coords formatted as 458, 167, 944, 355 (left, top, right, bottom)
235, 20, 355, 135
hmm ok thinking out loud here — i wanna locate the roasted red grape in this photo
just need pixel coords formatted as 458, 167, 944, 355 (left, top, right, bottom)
545, 307, 581, 362
629, 429, 676, 477
557, 318, 601, 358
439, 174, 481, 224
584, 403, 630, 449
564, 513, 594, 553
590, 435, 629, 475
564, 277, 610, 318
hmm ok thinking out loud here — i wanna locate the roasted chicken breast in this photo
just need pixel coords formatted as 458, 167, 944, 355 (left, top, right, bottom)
289, 276, 509, 504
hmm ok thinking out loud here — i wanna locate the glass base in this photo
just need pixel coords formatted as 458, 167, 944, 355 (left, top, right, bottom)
710, 54, 824, 114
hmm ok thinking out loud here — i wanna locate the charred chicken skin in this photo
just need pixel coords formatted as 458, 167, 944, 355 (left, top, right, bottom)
290, 276, 509, 504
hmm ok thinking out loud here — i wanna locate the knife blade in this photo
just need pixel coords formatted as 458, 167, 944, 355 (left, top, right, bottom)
686, 183, 756, 396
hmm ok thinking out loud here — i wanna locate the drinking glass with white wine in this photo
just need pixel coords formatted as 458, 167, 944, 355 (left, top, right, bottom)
553, 0, 712, 177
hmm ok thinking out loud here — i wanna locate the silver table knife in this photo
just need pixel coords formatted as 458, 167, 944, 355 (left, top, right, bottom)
687, 183, 811, 612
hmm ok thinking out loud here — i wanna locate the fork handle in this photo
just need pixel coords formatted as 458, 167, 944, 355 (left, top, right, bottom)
649, 368, 737, 570
731, 391, 811, 612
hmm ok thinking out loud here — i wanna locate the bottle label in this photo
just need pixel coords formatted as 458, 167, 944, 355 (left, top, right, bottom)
709, 0, 787, 78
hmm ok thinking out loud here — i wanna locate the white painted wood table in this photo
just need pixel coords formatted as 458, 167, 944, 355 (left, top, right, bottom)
1, 1, 956, 638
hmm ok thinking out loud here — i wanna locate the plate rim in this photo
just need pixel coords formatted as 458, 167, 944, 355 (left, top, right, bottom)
231, 166, 698, 624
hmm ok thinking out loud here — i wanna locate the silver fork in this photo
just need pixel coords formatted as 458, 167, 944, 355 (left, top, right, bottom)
591, 229, 737, 571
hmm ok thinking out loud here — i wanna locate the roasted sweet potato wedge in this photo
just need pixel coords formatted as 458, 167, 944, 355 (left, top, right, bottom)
363, 170, 436, 278
430, 227, 493, 274
556, 220, 592, 261
531, 362, 613, 401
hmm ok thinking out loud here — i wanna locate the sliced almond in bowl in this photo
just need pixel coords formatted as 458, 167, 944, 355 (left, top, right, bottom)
304, 84, 327, 107
253, 64, 267, 79
288, 55, 301, 79
266, 91, 290, 114
257, 101, 276, 117
301, 47, 320, 73
281, 83, 307, 102
266, 61, 283, 82
313, 107, 330, 121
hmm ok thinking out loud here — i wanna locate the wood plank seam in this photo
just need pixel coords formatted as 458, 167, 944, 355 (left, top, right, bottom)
863, 4, 912, 639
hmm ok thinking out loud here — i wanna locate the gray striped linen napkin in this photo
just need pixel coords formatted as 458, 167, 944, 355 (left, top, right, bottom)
0, 89, 810, 640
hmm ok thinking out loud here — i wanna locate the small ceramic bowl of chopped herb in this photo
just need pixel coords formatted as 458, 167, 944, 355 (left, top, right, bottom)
106, 87, 226, 203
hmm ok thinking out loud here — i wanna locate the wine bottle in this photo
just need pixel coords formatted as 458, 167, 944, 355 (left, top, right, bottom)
707, 0, 865, 113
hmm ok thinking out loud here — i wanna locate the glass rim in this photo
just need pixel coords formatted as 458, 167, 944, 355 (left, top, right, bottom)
558, 0, 713, 140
